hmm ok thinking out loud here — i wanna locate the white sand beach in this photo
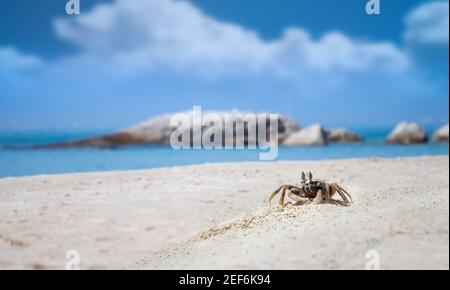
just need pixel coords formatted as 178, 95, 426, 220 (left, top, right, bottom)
0, 156, 448, 270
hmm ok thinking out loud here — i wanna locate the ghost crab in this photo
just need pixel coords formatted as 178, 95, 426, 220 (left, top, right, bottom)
268, 171, 352, 208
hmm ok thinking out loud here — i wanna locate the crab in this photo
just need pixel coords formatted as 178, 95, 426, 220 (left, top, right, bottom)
268, 171, 352, 208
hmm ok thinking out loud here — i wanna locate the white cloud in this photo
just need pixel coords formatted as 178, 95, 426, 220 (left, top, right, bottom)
0, 47, 41, 72
53, 0, 409, 77
405, 1, 449, 45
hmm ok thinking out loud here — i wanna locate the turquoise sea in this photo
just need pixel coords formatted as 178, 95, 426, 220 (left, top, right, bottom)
0, 127, 448, 178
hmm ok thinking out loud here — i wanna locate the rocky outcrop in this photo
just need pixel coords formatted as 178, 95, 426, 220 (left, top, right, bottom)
432, 124, 449, 142
282, 124, 327, 146
42, 132, 149, 149
41, 110, 300, 148
325, 128, 364, 143
387, 122, 428, 144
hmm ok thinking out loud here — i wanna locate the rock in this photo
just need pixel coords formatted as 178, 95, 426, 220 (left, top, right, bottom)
41, 110, 300, 148
282, 124, 327, 146
386, 122, 428, 144
42, 132, 149, 149
432, 123, 449, 142
325, 128, 364, 143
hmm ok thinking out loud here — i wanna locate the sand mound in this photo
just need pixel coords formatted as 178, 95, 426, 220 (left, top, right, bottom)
198, 206, 303, 240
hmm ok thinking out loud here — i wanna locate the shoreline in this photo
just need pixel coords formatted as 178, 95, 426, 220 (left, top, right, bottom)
1, 152, 448, 180
0, 156, 448, 269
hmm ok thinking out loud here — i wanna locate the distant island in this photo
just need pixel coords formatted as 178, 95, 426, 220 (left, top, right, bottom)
39, 110, 448, 149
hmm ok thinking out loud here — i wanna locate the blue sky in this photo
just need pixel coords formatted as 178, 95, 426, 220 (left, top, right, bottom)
0, 0, 448, 130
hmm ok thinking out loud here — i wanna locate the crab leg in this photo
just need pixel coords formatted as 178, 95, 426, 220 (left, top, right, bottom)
337, 185, 353, 202
279, 185, 288, 208
330, 183, 351, 204
268, 184, 285, 208
312, 190, 323, 205
287, 191, 310, 205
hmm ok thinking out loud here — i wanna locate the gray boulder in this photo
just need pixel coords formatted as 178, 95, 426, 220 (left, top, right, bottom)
432, 123, 449, 142
387, 122, 428, 144
282, 124, 327, 146
325, 128, 364, 143
42, 110, 300, 148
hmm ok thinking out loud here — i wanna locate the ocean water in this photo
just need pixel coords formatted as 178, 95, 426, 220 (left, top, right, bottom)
0, 128, 448, 178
